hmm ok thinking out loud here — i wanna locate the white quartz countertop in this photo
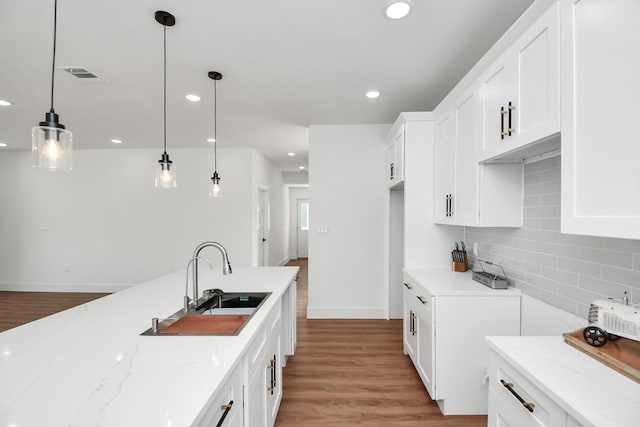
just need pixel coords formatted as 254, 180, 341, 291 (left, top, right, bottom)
403, 268, 521, 297
486, 336, 640, 427
0, 266, 298, 427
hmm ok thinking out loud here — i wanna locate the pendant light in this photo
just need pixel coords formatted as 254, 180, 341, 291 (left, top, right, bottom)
32, 0, 72, 171
154, 11, 177, 189
208, 71, 223, 198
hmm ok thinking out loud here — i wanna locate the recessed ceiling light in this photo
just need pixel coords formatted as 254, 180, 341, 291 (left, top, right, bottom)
298, 166, 305, 170
111, 139, 123, 144
366, 91, 381, 99
385, 1, 412, 19
207, 138, 216, 143
288, 152, 296, 157
0, 99, 12, 106
0, 142, 7, 147
185, 94, 201, 102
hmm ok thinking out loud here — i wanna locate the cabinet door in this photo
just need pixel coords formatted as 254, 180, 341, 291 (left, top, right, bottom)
394, 127, 405, 184
386, 142, 395, 186
453, 89, 479, 225
246, 364, 267, 427
434, 111, 455, 223
479, 59, 512, 158
511, 2, 560, 148
266, 333, 282, 426
415, 295, 435, 399
402, 283, 417, 360
561, 0, 640, 239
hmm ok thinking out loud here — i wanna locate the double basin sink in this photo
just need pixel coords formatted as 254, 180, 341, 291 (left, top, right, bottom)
142, 291, 270, 336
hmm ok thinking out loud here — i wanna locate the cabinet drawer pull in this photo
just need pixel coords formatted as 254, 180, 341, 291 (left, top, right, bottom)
508, 102, 514, 136
416, 296, 427, 304
500, 106, 505, 140
403, 283, 412, 289
500, 379, 535, 413
217, 400, 233, 427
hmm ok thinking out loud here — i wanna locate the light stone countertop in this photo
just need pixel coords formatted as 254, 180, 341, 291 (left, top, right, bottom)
486, 336, 640, 427
404, 268, 522, 297
0, 266, 298, 427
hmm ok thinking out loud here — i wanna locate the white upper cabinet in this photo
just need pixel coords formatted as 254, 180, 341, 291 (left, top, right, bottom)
479, 2, 560, 162
386, 125, 405, 188
561, 0, 640, 239
435, 88, 523, 227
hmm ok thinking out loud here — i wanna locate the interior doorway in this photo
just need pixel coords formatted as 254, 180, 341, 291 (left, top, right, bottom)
296, 198, 309, 258
258, 187, 269, 266
288, 186, 309, 260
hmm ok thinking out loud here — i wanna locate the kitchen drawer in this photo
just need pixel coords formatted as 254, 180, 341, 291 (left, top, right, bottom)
489, 352, 583, 427
195, 363, 243, 427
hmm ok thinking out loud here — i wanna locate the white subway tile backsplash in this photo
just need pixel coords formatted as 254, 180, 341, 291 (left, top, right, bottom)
579, 247, 633, 269
557, 257, 601, 278
525, 251, 557, 268
601, 266, 640, 288
540, 290, 577, 313
579, 275, 632, 301
464, 158, 640, 316
525, 181, 561, 195
525, 229, 558, 243
525, 206, 560, 218
558, 233, 604, 248
540, 242, 580, 259
558, 283, 602, 306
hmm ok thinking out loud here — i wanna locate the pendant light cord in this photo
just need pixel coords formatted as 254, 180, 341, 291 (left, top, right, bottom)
214, 79, 217, 171
50, 0, 58, 113
163, 25, 167, 154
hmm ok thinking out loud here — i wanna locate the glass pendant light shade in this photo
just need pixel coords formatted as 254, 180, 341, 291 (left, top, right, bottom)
32, 112, 72, 171
34, 0, 72, 171
209, 171, 223, 198
155, 153, 176, 188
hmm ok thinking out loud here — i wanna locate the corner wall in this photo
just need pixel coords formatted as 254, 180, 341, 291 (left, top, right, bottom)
308, 124, 389, 318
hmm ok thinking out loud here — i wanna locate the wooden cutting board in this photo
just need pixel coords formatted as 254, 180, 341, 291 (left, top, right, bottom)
563, 329, 640, 383
160, 314, 249, 335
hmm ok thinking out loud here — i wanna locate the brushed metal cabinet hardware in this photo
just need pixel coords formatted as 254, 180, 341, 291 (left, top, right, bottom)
501, 106, 505, 139
500, 379, 535, 413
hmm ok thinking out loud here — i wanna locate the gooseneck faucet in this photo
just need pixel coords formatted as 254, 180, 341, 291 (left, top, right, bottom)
191, 241, 232, 310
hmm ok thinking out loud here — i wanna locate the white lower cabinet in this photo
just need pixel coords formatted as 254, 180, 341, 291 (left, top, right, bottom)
196, 363, 244, 427
244, 299, 282, 427
488, 350, 583, 427
403, 269, 521, 415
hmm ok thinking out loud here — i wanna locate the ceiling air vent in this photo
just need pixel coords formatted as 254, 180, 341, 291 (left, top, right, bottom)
60, 67, 108, 82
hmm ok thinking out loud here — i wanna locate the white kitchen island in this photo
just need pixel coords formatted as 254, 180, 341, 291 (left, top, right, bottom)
0, 266, 298, 427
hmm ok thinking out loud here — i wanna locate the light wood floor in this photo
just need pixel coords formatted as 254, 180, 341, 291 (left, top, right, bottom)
0, 291, 109, 332
0, 262, 487, 426
276, 259, 487, 426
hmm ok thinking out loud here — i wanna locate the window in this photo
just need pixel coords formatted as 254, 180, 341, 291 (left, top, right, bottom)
299, 201, 309, 231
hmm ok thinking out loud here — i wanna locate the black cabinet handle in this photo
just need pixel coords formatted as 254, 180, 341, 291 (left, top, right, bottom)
403, 283, 412, 290
216, 400, 233, 427
390, 162, 394, 180
500, 379, 535, 413
416, 296, 427, 304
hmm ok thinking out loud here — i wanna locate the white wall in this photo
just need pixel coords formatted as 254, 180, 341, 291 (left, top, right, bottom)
0, 147, 285, 291
252, 151, 288, 267
288, 187, 309, 259
308, 124, 389, 318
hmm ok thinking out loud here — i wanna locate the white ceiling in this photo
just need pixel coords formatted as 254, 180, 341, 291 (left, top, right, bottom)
0, 0, 534, 171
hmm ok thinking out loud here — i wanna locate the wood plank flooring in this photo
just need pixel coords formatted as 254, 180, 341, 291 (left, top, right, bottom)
276, 259, 487, 426
0, 291, 109, 332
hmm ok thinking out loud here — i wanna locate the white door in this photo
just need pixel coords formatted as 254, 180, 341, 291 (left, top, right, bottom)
296, 199, 309, 259
258, 189, 269, 266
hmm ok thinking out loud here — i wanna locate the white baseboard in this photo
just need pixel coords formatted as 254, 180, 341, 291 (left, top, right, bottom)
276, 257, 291, 266
306, 306, 388, 319
0, 282, 132, 293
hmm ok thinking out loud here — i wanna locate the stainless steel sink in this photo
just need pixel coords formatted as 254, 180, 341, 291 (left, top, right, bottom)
141, 292, 271, 336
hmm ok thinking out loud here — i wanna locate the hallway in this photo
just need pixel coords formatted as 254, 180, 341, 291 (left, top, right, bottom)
276, 258, 486, 426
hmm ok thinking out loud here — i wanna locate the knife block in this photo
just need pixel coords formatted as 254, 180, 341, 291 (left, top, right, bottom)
452, 251, 468, 272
